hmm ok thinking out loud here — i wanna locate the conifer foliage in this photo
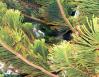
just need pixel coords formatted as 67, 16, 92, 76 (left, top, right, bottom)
0, 0, 99, 77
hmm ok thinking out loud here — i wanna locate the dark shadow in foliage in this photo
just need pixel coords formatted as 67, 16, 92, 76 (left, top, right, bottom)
63, 30, 73, 41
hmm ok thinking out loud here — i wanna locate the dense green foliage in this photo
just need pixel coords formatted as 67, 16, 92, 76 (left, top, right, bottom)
49, 17, 99, 77
0, 0, 99, 77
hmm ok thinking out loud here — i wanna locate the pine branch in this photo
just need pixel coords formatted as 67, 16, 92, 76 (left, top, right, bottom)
19, 0, 65, 27
22, 13, 67, 27
22, 13, 48, 24
56, 0, 76, 33
0, 39, 59, 77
